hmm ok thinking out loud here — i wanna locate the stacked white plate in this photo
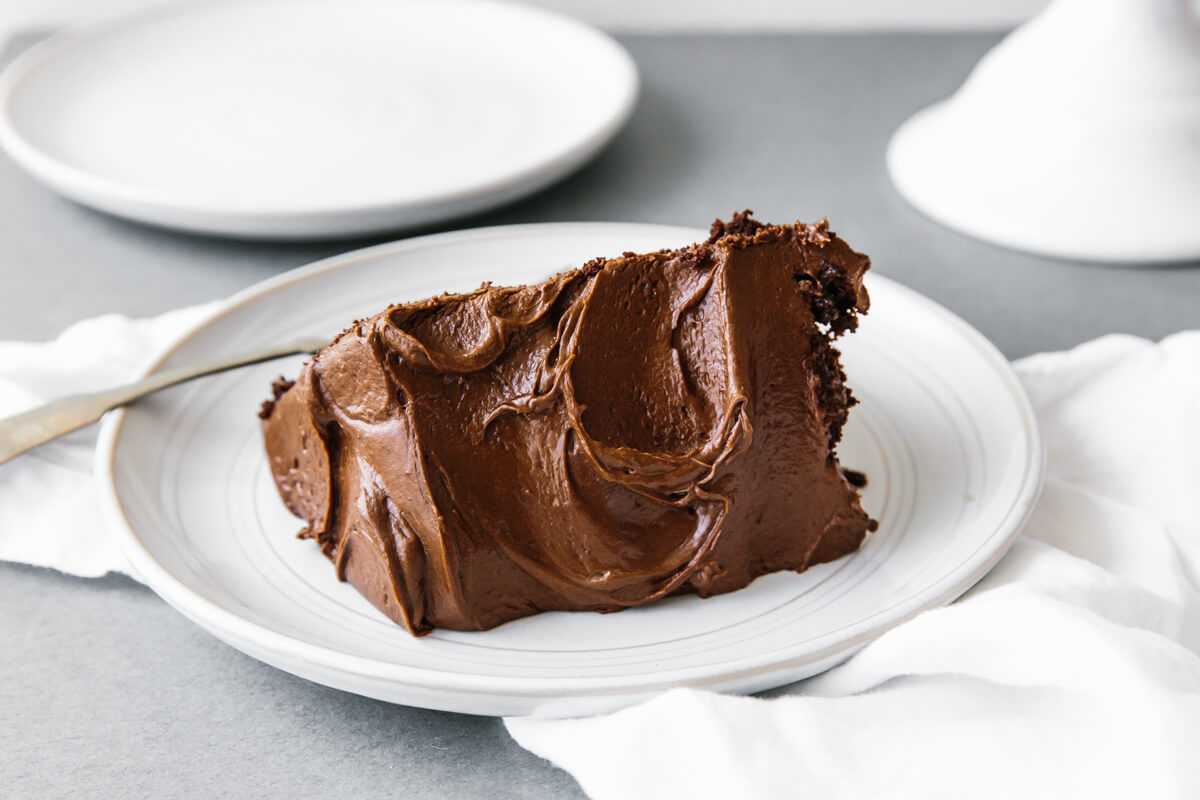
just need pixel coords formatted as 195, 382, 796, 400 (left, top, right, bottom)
0, 0, 639, 238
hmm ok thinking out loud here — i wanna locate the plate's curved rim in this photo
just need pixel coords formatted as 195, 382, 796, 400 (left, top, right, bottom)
0, 0, 639, 234
95, 221, 1045, 700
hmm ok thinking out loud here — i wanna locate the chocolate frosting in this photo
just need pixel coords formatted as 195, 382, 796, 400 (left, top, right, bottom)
262, 213, 877, 634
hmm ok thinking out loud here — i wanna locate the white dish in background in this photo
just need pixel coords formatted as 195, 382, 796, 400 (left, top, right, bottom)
887, 0, 1200, 263
96, 223, 1044, 718
0, 0, 638, 239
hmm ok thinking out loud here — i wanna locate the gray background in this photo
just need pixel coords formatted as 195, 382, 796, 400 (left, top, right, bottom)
2, 31, 1197, 799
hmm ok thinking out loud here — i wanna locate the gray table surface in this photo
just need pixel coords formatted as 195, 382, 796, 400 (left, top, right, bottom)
2, 29, 1197, 799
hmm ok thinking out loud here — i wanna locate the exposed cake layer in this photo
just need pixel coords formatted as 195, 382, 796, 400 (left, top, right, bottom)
262, 213, 877, 634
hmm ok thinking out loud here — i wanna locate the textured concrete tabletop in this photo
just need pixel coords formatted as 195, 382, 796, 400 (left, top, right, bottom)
2, 30, 1197, 799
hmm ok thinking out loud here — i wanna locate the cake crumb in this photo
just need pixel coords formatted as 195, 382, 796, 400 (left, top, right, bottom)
581, 257, 606, 277
258, 376, 296, 419
842, 468, 868, 488
706, 209, 765, 243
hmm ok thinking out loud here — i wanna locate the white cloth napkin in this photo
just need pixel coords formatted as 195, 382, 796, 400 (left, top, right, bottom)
3, 312, 1199, 798
506, 331, 1200, 799
0, 304, 217, 579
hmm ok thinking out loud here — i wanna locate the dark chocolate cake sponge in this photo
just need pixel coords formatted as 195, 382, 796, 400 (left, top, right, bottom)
262, 213, 877, 634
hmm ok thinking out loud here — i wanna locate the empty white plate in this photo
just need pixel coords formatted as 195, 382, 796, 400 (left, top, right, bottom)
0, 0, 639, 239
96, 223, 1044, 717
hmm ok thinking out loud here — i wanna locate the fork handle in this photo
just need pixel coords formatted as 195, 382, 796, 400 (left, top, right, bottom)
0, 337, 326, 466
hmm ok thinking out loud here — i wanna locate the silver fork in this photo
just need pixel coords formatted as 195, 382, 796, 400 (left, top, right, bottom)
0, 337, 327, 466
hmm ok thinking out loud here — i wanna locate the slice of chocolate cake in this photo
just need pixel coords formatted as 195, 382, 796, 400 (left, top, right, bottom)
261, 212, 877, 635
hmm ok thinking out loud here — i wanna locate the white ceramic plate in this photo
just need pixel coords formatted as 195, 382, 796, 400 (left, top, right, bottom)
97, 223, 1044, 718
0, 0, 638, 239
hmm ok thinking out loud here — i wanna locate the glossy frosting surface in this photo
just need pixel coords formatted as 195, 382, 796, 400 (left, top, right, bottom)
262, 214, 877, 634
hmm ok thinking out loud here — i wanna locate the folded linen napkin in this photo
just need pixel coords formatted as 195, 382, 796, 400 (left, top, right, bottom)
2, 311, 1198, 797
506, 331, 1200, 799
0, 304, 217, 579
